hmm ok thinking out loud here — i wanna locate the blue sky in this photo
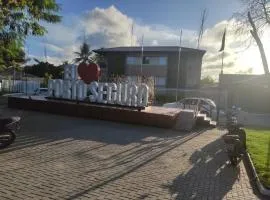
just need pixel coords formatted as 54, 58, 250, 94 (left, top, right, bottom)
56, 0, 240, 29
26, 0, 270, 77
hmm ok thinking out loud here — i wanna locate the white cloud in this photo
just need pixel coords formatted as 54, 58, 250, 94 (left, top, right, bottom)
27, 5, 270, 78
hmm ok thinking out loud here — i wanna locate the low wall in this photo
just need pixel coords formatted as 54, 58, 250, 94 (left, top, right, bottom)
8, 96, 181, 129
238, 111, 270, 128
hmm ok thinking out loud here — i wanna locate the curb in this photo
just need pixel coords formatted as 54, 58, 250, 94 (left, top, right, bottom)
246, 152, 270, 196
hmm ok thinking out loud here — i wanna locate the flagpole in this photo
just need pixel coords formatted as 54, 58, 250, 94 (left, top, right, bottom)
216, 52, 224, 123
221, 50, 224, 75
176, 29, 182, 102
130, 22, 134, 46
140, 34, 144, 76
216, 28, 226, 123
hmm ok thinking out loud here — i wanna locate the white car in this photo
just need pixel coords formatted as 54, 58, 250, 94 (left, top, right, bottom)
163, 97, 225, 120
33, 88, 48, 96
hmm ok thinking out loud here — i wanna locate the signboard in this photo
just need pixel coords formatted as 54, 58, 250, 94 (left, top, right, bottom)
48, 64, 149, 107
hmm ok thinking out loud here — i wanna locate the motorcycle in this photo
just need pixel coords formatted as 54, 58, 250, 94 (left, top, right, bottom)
223, 106, 246, 166
0, 116, 21, 148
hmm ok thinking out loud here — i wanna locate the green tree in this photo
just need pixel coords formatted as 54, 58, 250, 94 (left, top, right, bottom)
93, 53, 106, 68
24, 60, 63, 79
74, 42, 94, 64
0, 39, 25, 69
0, 0, 61, 41
44, 72, 53, 87
201, 76, 215, 85
0, 0, 61, 70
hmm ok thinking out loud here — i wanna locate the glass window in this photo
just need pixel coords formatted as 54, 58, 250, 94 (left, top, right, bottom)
126, 56, 167, 66
155, 77, 166, 87
143, 56, 167, 65
159, 57, 167, 65
143, 57, 149, 64
126, 57, 141, 65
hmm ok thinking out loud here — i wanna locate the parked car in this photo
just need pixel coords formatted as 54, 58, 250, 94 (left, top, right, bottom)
163, 97, 225, 120
33, 88, 48, 96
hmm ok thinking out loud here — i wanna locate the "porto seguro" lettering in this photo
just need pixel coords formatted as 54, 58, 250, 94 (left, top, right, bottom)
48, 65, 149, 107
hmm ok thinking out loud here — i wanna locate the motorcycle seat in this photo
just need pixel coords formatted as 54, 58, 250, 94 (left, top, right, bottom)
0, 117, 20, 129
223, 135, 240, 144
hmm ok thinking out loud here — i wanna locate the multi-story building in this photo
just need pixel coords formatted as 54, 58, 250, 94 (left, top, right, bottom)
94, 46, 206, 89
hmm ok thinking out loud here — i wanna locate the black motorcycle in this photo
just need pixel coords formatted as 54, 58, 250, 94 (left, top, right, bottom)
223, 107, 246, 166
0, 116, 21, 148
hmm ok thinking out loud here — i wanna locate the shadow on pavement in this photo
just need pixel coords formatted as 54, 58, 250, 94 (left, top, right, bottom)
0, 109, 211, 199
163, 136, 265, 199
0, 112, 175, 153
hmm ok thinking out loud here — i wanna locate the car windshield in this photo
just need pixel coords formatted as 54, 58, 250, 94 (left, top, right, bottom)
40, 89, 48, 92
204, 99, 216, 107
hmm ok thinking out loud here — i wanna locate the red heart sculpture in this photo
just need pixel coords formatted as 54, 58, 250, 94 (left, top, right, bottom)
77, 62, 100, 84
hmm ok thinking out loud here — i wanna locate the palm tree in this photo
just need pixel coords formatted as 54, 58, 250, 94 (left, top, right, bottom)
74, 42, 94, 64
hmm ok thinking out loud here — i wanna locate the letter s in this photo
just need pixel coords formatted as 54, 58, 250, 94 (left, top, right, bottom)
89, 81, 98, 102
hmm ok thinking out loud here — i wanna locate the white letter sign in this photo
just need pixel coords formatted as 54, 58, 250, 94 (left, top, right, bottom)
48, 65, 149, 107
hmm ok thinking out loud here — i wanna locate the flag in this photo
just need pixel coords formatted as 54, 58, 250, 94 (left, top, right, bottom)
219, 28, 226, 52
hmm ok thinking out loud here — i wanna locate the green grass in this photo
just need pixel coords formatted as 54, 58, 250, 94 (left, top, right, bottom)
245, 128, 270, 188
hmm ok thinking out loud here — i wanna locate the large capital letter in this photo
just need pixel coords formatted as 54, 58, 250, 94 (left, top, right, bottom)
54, 79, 63, 98
89, 81, 98, 102
107, 83, 117, 104
126, 84, 138, 106
48, 80, 55, 97
137, 84, 149, 107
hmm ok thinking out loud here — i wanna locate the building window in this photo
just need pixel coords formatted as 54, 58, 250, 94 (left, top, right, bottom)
159, 57, 167, 65
126, 56, 167, 66
126, 57, 141, 65
143, 56, 167, 65
155, 77, 166, 87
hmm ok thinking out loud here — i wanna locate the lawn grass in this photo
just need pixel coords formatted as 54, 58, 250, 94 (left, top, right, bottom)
245, 128, 270, 188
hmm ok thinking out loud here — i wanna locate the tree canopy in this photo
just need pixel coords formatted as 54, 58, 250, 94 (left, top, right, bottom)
201, 76, 215, 85
0, 39, 25, 69
0, 0, 61, 41
0, 0, 61, 70
24, 60, 64, 79
74, 42, 94, 64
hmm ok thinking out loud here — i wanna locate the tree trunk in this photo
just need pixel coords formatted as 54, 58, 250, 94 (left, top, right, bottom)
248, 12, 269, 75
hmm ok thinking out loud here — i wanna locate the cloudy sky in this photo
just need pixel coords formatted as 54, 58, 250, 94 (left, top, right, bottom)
26, 0, 270, 79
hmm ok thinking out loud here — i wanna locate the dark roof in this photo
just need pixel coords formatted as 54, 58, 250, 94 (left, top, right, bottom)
93, 46, 206, 54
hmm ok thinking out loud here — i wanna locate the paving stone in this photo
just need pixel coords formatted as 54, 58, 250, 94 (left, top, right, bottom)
0, 108, 265, 199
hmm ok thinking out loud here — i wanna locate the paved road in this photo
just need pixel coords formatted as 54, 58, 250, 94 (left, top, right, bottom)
0, 108, 264, 199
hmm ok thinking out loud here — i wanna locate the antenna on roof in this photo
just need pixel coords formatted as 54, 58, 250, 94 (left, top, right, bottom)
197, 9, 208, 49
130, 22, 134, 46
43, 37, 48, 62
83, 29, 86, 43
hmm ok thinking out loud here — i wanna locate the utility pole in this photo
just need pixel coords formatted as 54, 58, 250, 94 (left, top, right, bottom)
176, 29, 182, 102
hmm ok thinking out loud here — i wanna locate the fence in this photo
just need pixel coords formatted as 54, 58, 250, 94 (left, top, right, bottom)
0, 79, 40, 94
155, 87, 228, 110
